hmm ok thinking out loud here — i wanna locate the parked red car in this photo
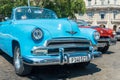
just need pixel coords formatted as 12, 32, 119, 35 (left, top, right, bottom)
76, 20, 116, 53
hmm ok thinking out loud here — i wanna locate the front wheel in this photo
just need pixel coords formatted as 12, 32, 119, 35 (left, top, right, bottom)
98, 44, 109, 53
13, 46, 32, 76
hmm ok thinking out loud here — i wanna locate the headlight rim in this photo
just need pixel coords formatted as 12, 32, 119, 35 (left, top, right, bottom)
93, 31, 100, 40
31, 28, 43, 42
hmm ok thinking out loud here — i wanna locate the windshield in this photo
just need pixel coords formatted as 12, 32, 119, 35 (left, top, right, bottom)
15, 7, 58, 20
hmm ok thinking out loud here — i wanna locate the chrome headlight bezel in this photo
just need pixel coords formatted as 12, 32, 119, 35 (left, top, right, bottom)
93, 31, 100, 40
32, 28, 43, 41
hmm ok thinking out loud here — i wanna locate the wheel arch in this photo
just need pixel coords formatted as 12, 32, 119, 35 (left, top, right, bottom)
12, 40, 20, 57
12, 40, 32, 75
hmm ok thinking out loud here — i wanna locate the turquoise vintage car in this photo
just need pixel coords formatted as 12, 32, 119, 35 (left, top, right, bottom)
0, 6, 101, 75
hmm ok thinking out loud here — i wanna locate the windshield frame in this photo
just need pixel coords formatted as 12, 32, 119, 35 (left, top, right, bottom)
12, 6, 58, 20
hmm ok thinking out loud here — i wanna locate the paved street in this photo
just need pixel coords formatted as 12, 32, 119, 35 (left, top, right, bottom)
0, 42, 120, 80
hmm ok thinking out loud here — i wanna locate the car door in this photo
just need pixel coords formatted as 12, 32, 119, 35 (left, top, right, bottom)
0, 21, 13, 56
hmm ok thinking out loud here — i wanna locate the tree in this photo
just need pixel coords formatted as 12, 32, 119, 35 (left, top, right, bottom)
33, 0, 86, 19
0, 0, 27, 18
44, 0, 86, 19
0, 0, 86, 19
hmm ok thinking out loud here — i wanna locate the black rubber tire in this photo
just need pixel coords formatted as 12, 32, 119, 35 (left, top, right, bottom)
13, 46, 32, 76
0, 49, 3, 54
98, 44, 109, 53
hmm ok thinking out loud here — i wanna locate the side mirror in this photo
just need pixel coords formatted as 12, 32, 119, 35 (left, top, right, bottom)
4, 17, 9, 21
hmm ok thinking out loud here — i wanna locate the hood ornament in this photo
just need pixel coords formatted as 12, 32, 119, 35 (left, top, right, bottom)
66, 31, 77, 35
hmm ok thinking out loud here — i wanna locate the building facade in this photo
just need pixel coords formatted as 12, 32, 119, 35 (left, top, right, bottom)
75, 0, 120, 31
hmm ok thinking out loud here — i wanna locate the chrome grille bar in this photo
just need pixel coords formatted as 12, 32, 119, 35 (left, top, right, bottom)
46, 38, 91, 54
46, 38, 91, 47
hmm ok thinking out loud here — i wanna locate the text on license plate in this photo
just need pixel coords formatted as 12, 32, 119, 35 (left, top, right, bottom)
69, 56, 88, 63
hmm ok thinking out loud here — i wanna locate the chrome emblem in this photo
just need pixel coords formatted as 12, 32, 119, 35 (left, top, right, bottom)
66, 31, 77, 35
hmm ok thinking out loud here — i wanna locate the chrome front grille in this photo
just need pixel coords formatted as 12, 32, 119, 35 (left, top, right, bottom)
48, 47, 89, 55
100, 36, 110, 38
47, 38, 90, 47
46, 38, 91, 54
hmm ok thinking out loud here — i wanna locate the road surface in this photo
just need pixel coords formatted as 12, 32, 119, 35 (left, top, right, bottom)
0, 42, 120, 80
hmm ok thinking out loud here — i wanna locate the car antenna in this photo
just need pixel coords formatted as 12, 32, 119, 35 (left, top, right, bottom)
28, 0, 30, 7
28, 0, 31, 13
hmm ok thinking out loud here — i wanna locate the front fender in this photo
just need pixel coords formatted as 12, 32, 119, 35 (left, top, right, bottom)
0, 23, 51, 57
79, 28, 98, 45
11, 24, 52, 57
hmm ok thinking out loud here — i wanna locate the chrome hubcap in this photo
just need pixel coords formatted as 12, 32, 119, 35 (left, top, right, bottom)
14, 47, 21, 70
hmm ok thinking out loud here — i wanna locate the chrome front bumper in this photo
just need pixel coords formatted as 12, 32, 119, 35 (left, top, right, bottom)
23, 52, 93, 66
92, 51, 102, 58
97, 38, 117, 47
22, 46, 101, 66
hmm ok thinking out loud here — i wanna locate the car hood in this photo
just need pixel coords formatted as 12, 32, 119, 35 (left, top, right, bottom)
91, 27, 113, 37
14, 19, 82, 38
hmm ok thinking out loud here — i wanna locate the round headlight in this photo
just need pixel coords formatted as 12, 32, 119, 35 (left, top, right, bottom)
94, 31, 100, 40
32, 28, 43, 41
